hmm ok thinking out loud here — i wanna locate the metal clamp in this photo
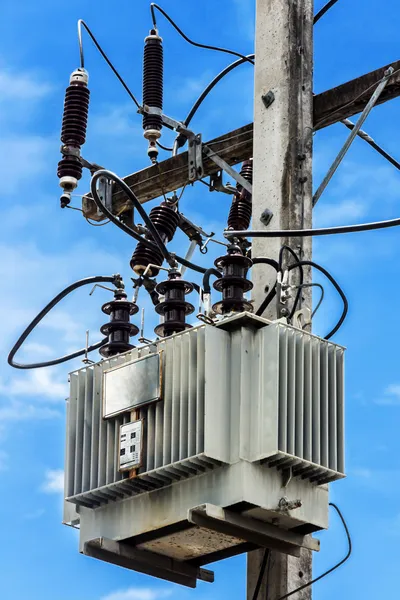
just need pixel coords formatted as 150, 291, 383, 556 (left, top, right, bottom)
188, 133, 204, 181
209, 170, 237, 195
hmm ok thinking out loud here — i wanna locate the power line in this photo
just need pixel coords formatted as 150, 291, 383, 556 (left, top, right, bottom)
314, 0, 341, 24
150, 4, 254, 65
275, 503, 352, 600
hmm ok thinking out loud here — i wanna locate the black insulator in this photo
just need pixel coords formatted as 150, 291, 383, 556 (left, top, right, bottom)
227, 159, 253, 231
154, 272, 194, 338
212, 246, 253, 315
61, 83, 90, 147
130, 203, 179, 276
99, 289, 139, 358
143, 31, 163, 132
57, 155, 83, 183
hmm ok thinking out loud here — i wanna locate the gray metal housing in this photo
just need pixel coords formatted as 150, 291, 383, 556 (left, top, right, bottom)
64, 313, 345, 582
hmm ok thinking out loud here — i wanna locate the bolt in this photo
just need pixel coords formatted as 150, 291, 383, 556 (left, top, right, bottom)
262, 90, 275, 109
260, 208, 273, 226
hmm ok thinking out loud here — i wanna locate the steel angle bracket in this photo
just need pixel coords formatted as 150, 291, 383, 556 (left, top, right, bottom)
188, 504, 320, 558
202, 145, 253, 194
84, 537, 214, 588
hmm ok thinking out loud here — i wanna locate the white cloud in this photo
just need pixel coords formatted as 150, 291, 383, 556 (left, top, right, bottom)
101, 589, 172, 600
41, 469, 64, 494
0, 135, 53, 195
314, 199, 366, 227
0, 65, 52, 103
0, 399, 62, 421
375, 384, 400, 406
0, 369, 68, 401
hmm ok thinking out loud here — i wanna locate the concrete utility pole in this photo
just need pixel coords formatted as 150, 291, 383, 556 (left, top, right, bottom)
248, 0, 314, 597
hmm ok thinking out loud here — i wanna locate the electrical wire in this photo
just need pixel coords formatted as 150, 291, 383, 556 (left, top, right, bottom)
90, 171, 208, 275
202, 268, 222, 294
8, 275, 120, 370
91, 169, 171, 262
251, 549, 271, 600
288, 260, 348, 339
225, 213, 400, 238
278, 246, 303, 320
295, 282, 325, 319
150, 4, 254, 65
77, 20, 141, 109
314, 0, 340, 24
85, 217, 111, 227
184, 54, 255, 128
156, 140, 174, 152
275, 503, 352, 600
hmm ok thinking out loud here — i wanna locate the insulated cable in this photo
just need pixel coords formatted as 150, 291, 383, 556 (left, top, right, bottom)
173, 53, 255, 151
90, 171, 208, 275
288, 260, 348, 339
150, 4, 254, 65
202, 268, 222, 294
91, 169, 171, 262
314, 0, 340, 24
295, 282, 325, 319
251, 549, 271, 600
77, 20, 141, 109
225, 214, 400, 238
278, 246, 303, 319
184, 54, 255, 128
275, 502, 352, 600
8, 275, 121, 370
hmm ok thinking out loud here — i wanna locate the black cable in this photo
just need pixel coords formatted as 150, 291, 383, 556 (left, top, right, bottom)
295, 283, 325, 319
202, 268, 222, 294
225, 214, 400, 238
278, 246, 303, 320
288, 260, 348, 339
174, 255, 207, 275
156, 140, 174, 152
276, 502, 352, 600
90, 171, 208, 275
150, 4, 254, 65
184, 54, 255, 128
256, 283, 277, 317
8, 275, 119, 370
77, 20, 141, 109
91, 170, 171, 262
251, 549, 270, 600
314, 0, 340, 24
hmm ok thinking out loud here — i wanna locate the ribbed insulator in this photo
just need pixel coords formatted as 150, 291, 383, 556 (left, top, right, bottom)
154, 274, 194, 338
99, 290, 139, 358
212, 249, 253, 315
148, 204, 179, 241
227, 197, 252, 231
57, 155, 83, 181
227, 159, 253, 231
130, 204, 179, 276
143, 33, 163, 131
61, 83, 90, 147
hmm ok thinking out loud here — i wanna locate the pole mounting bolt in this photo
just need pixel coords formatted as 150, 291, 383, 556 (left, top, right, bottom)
262, 90, 275, 109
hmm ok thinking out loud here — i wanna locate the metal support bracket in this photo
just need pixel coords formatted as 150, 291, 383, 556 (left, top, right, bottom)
209, 170, 237, 194
96, 176, 113, 219
313, 66, 394, 206
188, 133, 204, 181
202, 144, 253, 194
84, 537, 214, 589
188, 504, 320, 558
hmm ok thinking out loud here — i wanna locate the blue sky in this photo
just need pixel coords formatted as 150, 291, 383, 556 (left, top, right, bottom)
1, 0, 400, 598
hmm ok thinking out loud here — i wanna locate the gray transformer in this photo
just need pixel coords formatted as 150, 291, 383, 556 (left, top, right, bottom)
64, 313, 345, 588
